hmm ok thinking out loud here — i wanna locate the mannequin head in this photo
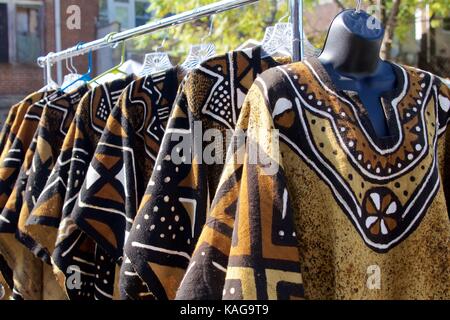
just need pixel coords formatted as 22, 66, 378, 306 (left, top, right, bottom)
319, 9, 385, 77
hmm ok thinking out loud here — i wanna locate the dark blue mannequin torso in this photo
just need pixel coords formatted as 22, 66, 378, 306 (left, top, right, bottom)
321, 61, 397, 137
318, 9, 398, 137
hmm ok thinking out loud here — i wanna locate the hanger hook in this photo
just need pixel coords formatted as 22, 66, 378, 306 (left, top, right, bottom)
278, 6, 291, 24
65, 56, 72, 74
155, 35, 168, 53
201, 14, 215, 44
68, 41, 85, 74
70, 56, 77, 74
76, 41, 84, 51
355, 0, 362, 13
104, 32, 120, 49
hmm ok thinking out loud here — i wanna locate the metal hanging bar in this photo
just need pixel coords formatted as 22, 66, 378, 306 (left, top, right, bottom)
38, 0, 305, 69
38, 0, 259, 68
291, 0, 304, 61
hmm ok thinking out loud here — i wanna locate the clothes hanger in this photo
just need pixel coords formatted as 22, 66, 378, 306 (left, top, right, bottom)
262, 13, 319, 58
61, 42, 93, 92
262, 13, 293, 57
61, 43, 83, 91
88, 32, 128, 86
138, 36, 173, 77
182, 14, 216, 71
38, 53, 59, 92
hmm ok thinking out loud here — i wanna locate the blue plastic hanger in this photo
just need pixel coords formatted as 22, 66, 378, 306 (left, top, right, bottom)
61, 42, 93, 92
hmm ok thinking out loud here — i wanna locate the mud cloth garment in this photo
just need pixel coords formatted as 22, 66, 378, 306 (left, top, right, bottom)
0, 91, 57, 244
0, 91, 59, 213
0, 92, 50, 160
0, 87, 88, 300
67, 67, 185, 300
121, 46, 290, 300
0, 90, 67, 300
0, 93, 43, 300
0, 103, 20, 155
0, 254, 12, 300
179, 59, 450, 300
0, 92, 45, 300
28, 75, 135, 300
19, 86, 89, 256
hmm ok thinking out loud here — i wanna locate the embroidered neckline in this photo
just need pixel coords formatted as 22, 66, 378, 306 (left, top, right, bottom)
281, 59, 435, 181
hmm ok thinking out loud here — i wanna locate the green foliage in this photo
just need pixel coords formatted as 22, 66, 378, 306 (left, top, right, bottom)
134, 0, 287, 61
134, 0, 450, 61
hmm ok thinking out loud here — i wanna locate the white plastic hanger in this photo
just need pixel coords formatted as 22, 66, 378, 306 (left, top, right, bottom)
262, 14, 320, 58
182, 15, 216, 71
61, 55, 83, 92
263, 13, 294, 57
39, 54, 59, 92
139, 36, 174, 77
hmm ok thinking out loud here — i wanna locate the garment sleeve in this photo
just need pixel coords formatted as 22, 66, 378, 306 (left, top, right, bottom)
24, 118, 78, 255
121, 82, 210, 300
177, 78, 304, 300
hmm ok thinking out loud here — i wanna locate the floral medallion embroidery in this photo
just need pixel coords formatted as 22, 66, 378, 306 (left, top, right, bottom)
363, 188, 401, 237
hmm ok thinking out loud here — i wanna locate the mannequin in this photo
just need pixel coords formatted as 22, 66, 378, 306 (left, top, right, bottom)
318, 9, 397, 137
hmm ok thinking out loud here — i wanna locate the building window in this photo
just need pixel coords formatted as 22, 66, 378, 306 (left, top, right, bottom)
0, 1, 44, 65
15, 4, 43, 64
0, 3, 9, 63
98, 0, 109, 26
98, 0, 152, 30
135, 0, 151, 27
443, 17, 450, 31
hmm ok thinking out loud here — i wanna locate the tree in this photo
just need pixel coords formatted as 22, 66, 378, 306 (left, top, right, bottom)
136, 0, 450, 68
332, 0, 450, 61
135, 0, 287, 62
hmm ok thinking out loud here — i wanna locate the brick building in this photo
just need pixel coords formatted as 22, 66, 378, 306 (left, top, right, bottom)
0, 0, 151, 124
0, 0, 447, 125
0, 0, 99, 119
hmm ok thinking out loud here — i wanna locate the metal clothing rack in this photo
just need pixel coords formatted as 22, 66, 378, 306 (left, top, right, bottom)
37, 0, 304, 80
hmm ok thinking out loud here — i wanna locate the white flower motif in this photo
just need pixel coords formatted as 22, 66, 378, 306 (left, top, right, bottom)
365, 191, 399, 236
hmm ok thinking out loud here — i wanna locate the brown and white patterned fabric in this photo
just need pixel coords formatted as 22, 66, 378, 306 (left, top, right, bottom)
0, 92, 50, 159
0, 93, 44, 300
121, 46, 290, 300
64, 68, 185, 300
16, 86, 88, 259
0, 103, 20, 156
177, 58, 450, 300
0, 253, 12, 300
29, 75, 136, 300
0, 89, 72, 300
